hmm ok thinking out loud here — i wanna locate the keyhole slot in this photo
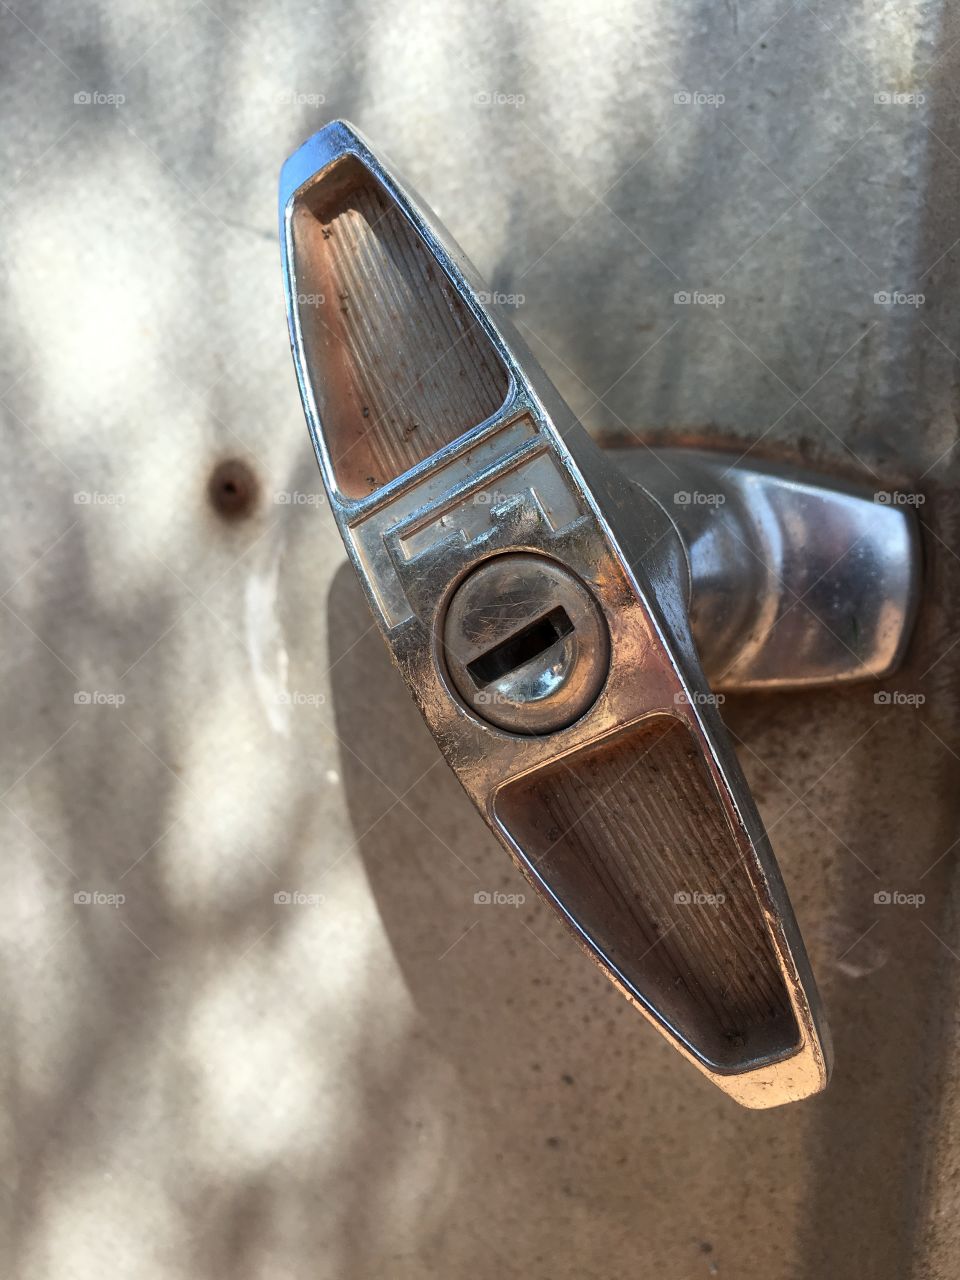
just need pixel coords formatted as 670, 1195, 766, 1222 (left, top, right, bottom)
466, 606, 574, 689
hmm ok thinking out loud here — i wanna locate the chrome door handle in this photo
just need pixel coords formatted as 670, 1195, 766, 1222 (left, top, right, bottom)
279, 121, 920, 1107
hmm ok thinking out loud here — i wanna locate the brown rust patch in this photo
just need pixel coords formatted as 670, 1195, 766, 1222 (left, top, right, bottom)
207, 458, 259, 520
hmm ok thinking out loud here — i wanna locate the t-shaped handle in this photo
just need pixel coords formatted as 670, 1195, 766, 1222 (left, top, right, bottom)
279, 121, 920, 1107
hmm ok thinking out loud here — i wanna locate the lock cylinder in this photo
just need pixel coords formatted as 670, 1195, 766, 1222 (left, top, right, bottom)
440, 553, 610, 735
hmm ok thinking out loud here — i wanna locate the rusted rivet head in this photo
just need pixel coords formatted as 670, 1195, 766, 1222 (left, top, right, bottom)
440, 553, 610, 734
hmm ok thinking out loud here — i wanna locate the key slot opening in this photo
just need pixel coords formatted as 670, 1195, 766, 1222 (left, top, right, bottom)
466, 606, 574, 688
